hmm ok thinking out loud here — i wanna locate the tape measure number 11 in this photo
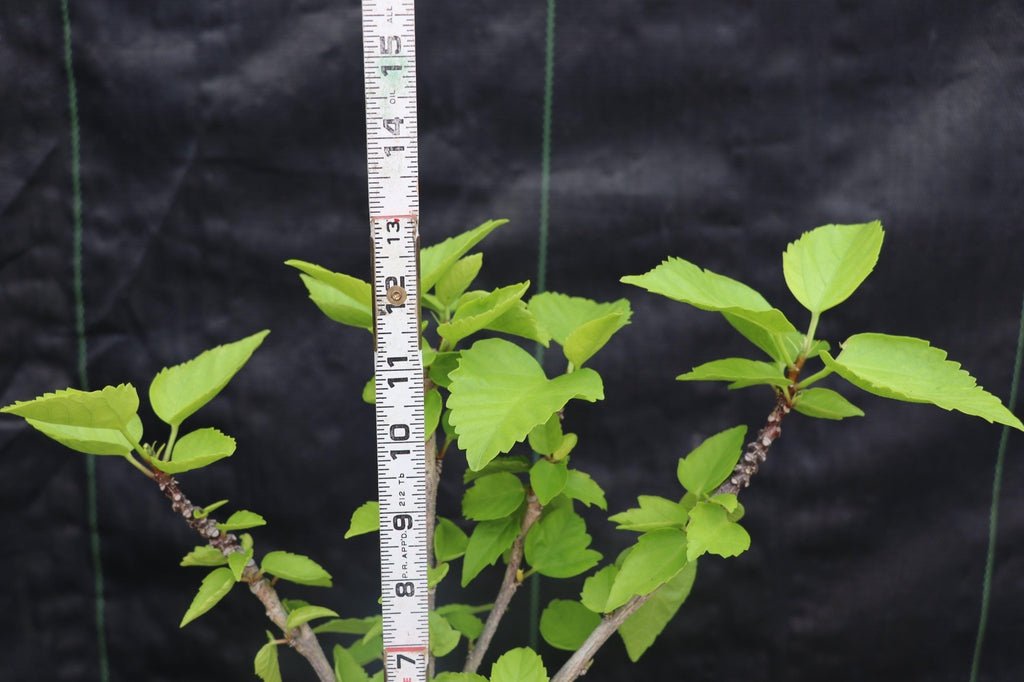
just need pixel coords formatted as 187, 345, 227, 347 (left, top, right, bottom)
362, 1, 429, 681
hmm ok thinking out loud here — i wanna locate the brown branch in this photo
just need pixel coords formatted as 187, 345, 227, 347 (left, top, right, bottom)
463, 494, 543, 674
154, 470, 335, 682
551, 392, 795, 682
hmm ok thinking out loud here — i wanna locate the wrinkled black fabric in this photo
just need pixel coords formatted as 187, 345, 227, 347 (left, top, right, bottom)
1, 1, 1023, 680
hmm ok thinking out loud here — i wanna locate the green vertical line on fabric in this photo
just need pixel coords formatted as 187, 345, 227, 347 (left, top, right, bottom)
969, 292, 1024, 682
529, 0, 558, 652
60, 2, 110, 681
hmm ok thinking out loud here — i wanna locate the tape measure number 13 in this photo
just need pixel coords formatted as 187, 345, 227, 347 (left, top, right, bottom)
362, 1, 429, 681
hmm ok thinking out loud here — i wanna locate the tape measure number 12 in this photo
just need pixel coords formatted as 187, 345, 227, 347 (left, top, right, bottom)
362, 1, 429, 681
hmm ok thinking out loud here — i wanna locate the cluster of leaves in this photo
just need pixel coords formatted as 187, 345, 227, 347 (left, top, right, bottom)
3, 219, 1021, 682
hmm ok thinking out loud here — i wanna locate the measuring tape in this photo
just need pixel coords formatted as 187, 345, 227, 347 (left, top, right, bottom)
362, 1, 429, 680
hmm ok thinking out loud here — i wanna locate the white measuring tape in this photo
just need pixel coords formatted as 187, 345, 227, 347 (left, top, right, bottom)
362, 1, 429, 680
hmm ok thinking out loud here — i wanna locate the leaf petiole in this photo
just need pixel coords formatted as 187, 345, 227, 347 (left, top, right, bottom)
166, 422, 180, 459
796, 366, 833, 390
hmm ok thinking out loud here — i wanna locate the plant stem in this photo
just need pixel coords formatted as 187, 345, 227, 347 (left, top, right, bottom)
463, 494, 543, 674
152, 470, 334, 682
801, 311, 820, 358
551, 395, 794, 682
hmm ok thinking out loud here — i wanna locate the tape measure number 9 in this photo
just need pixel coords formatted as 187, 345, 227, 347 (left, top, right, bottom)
363, 1, 429, 681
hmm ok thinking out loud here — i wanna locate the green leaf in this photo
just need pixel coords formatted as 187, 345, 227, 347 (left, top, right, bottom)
261, 551, 332, 587
420, 219, 508, 292
428, 352, 461, 389
484, 298, 552, 346
194, 499, 229, 518
150, 427, 236, 474
24, 415, 143, 456
180, 545, 227, 567
429, 611, 462, 657
677, 358, 789, 390
490, 647, 549, 682
783, 221, 884, 314
540, 599, 600, 651
530, 459, 568, 505
286, 605, 340, 630
550, 433, 578, 462
563, 469, 606, 510
528, 415, 563, 455
434, 674, 488, 682
564, 311, 631, 368
149, 331, 269, 426
332, 644, 371, 682
709, 493, 739, 513
428, 562, 450, 588
462, 472, 526, 521
434, 517, 469, 562
448, 338, 604, 470
676, 426, 747, 496
217, 510, 266, 532
619, 560, 698, 661
345, 501, 380, 539
463, 455, 532, 482
254, 632, 281, 682
347, 623, 383, 666
621, 258, 772, 313
439, 606, 485, 641
437, 282, 531, 347
180, 567, 235, 627
524, 507, 601, 579
609, 496, 689, 533
425, 389, 442, 440
313, 616, 380, 635
580, 565, 618, 613
722, 309, 802, 364
3, 384, 139, 431
228, 548, 253, 581
436, 252, 484, 308
686, 502, 751, 561
605, 530, 688, 611
361, 377, 375, 404
462, 513, 521, 586
286, 260, 373, 332
822, 333, 1024, 431
793, 387, 864, 420
528, 293, 630, 344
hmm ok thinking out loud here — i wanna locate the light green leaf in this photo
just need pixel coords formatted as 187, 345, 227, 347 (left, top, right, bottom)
149, 331, 269, 426
619, 560, 698, 661
361, 377, 375, 404
151, 427, 236, 474
621, 258, 771, 313
281, 599, 311, 612
783, 221, 884, 314
217, 510, 266, 532
428, 352, 461, 389
564, 311, 631, 368
709, 493, 739, 513
436, 253, 484, 307
462, 472, 526, 521
549, 433, 577, 462
540, 599, 601, 651
676, 426, 747, 496
261, 551, 332, 587
425, 389, 442, 440
528, 415, 563, 455
677, 358, 789, 390
530, 459, 568, 505
24, 414, 143, 456
605, 530, 688, 611
347, 625, 384, 666
434, 674, 488, 682
254, 632, 281, 682
286, 605, 339, 630
528, 293, 632, 345
462, 513, 522, 586
439, 606, 485, 641
228, 548, 253, 581
332, 644, 371, 682
686, 502, 751, 561
194, 499, 229, 518
524, 507, 601, 579
722, 309, 802, 364
180, 545, 227, 567
448, 339, 604, 470
484, 297, 551, 347
180, 567, 235, 627
823, 333, 1024, 431
345, 501, 380, 539
3, 384, 139, 431
286, 260, 372, 332
580, 565, 618, 613
563, 469, 606, 510
437, 282, 531, 348
793, 387, 864, 420
313, 616, 380, 635
434, 517, 469, 562
428, 562, 450, 589
463, 455, 532, 483
490, 647, 549, 682
608, 496, 689, 533
429, 610, 462, 657
420, 219, 508, 292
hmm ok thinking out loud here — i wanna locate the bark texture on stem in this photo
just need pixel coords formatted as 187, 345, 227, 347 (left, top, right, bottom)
463, 494, 543, 674
154, 470, 335, 682
549, 594, 648, 682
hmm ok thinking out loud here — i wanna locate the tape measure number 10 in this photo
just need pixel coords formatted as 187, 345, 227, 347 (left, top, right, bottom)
362, 1, 429, 681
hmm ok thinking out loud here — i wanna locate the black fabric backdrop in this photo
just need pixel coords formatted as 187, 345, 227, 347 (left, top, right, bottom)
2, 1, 1023, 680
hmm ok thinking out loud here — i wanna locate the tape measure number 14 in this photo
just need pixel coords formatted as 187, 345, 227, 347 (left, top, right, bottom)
362, 1, 430, 681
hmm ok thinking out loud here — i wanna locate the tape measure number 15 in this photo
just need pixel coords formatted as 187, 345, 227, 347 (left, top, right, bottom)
362, 1, 429, 681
